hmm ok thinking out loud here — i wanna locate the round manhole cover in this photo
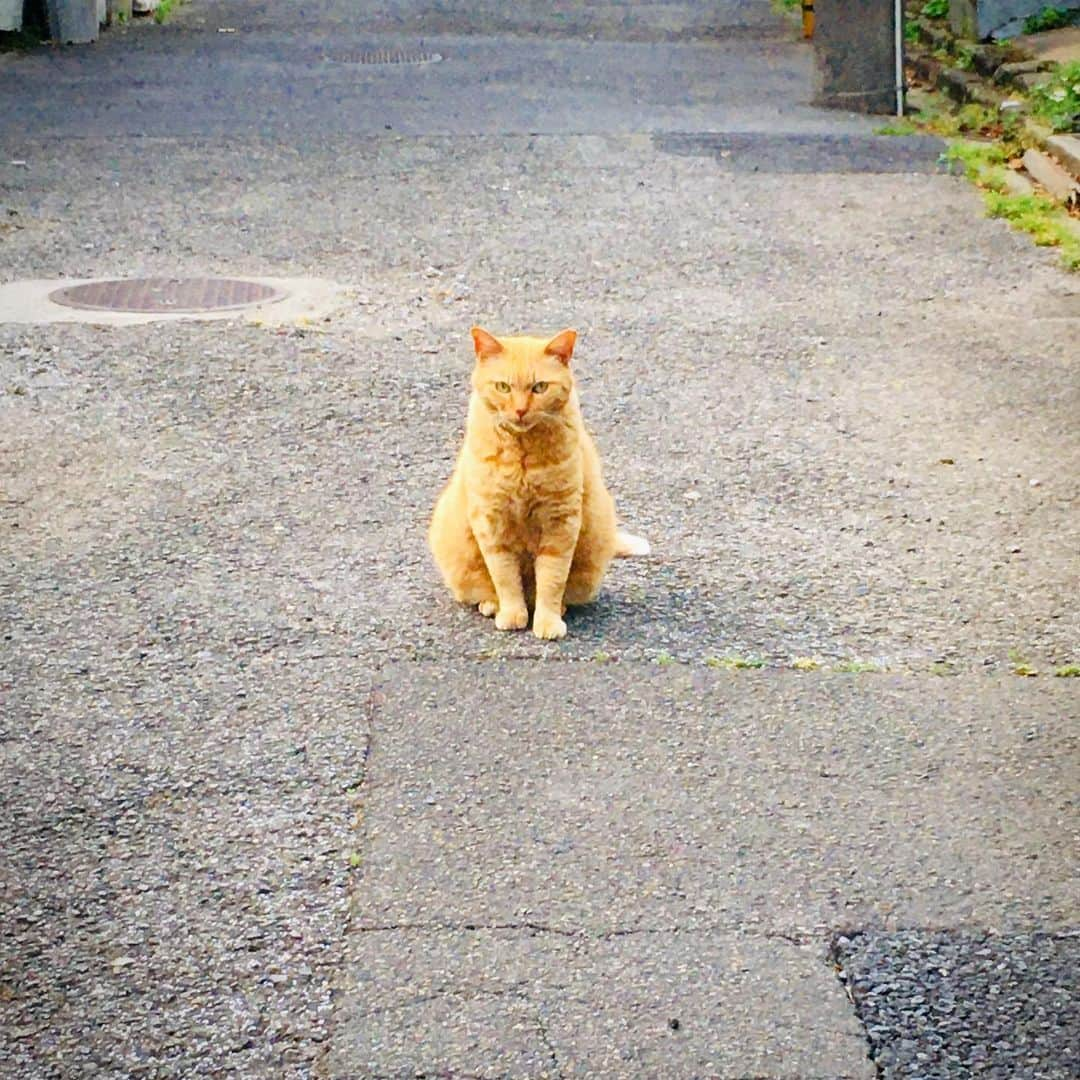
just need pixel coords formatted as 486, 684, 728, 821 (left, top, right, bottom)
49, 277, 285, 314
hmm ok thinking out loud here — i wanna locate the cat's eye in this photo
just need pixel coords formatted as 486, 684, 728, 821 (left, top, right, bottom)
531, 382, 549, 394
493, 381, 511, 393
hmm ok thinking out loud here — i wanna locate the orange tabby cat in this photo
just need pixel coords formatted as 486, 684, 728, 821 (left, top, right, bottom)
429, 326, 649, 640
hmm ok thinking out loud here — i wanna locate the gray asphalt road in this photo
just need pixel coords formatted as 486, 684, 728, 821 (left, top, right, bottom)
1, 1, 1078, 1077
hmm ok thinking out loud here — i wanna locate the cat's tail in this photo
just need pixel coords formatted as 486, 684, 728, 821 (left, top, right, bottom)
614, 529, 651, 558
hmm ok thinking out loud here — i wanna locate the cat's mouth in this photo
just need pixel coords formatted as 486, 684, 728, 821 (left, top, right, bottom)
499, 416, 538, 434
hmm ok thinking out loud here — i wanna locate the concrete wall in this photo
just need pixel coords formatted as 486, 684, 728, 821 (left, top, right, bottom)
951, 0, 1080, 40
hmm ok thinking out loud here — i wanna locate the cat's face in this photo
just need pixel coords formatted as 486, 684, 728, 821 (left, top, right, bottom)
470, 327, 576, 433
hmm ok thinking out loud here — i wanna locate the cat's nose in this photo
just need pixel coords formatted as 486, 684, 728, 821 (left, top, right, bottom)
515, 407, 527, 419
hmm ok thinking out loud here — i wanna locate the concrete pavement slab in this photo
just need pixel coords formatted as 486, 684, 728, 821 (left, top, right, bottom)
350, 664, 1077, 934
328, 927, 874, 1078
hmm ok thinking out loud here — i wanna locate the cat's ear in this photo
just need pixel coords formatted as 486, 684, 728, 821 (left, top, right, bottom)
471, 326, 504, 361
544, 329, 577, 365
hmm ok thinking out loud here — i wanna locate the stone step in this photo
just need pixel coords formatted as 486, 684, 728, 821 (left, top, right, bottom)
1046, 133, 1080, 179
1022, 147, 1080, 206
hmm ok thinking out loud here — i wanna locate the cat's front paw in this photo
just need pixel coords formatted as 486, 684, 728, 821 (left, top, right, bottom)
532, 608, 567, 640
495, 605, 529, 631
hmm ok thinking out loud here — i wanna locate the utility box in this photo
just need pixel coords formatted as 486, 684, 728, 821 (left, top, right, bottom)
815, 0, 901, 114
47, 0, 99, 41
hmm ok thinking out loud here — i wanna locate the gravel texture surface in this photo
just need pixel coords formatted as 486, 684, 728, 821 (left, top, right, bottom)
1, 0, 1077, 1077
330, 925, 874, 1078
2, 135, 1077, 672
833, 930, 1080, 1079
2, 658, 373, 1077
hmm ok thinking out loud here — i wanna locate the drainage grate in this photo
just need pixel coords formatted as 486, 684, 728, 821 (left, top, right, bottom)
49, 277, 285, 314
321, 48, 443, 65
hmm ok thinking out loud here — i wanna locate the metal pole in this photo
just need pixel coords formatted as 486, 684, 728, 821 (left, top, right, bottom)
894, 0, 905, 115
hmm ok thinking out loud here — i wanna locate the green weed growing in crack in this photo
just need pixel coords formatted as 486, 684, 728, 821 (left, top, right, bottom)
875, 118, 921, 135
593, 650, 612, 664
154, 0, 184, 24
705, 655, 766, 670
653, 651, 676, 667
832, 659, 885, 673
1008, 647, 1040, 677
1054, 664, 1080, 677
791, 656, 822, 671
930, 661, 960, 676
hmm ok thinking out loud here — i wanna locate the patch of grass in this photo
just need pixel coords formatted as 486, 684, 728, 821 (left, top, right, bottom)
1054, 664, 1080, 677
1022, 6, 1079, 33
904, 18, 921, 42
348, 851, 362, 868
936, 103, 1005, 137
943, 139, 1007, 183
921, 0, 949, 18
930, 661, 959, 676
1028, 60, 1080, 133
153, 0, 183, 24
770, 0, 801, 11
593, 650, 612, 664
985, 191, 1060, 240
875, 119, 921, 135
983, 189, 1080, 268
832, 660, 884, 673
705, 655, 766, 670
791, 657, 821, 671
955, 44, 979, 71
654, 651, 676, 666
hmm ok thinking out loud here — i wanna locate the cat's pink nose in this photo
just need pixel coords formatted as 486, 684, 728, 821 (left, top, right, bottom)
515, 408, 527, 419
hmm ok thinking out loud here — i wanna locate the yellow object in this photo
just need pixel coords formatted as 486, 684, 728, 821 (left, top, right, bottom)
802, 0, 814, 37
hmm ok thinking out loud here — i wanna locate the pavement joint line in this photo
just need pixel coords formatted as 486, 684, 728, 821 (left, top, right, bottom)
348, 921, 824, 946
